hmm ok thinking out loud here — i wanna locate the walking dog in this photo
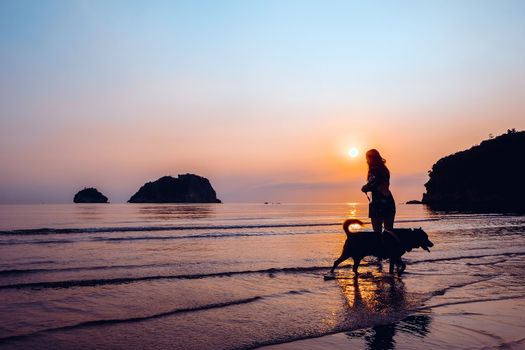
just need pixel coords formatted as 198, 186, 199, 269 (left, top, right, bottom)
330, 219, 433, 276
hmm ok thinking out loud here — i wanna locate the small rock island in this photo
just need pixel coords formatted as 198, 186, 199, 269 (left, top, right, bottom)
73, 188, 109, 203
128, 174, 221, 203
422, 129, 525, 213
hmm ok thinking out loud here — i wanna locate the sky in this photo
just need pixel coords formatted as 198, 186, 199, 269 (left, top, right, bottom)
1, 0, 524, 203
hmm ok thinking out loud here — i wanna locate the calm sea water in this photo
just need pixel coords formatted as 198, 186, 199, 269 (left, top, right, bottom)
0, 203, 523, 349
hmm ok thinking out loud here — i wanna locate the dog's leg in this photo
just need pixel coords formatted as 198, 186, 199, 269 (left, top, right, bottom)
352, 257, 361, 276
397, 257, 406, 276
330, 255, 348, 273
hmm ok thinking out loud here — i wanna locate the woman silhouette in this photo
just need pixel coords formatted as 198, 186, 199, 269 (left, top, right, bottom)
361, 149, 396, 233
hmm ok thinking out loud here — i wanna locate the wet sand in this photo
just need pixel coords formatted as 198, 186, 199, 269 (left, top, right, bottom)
261, 286, 525, 350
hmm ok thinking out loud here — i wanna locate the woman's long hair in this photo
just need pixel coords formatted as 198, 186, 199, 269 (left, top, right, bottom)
366, 149, 386, 168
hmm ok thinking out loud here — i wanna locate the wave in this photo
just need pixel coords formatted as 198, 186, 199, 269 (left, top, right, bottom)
0, 239, 79, 245
3, 227, 523, 247
417, 294, 523, 311
0, 228, 375, 245
0, 230, 345, 246
0, 260, 228, 276
3, 250, 524, 288
0, 296, 263, 343
408, 251, 525, 265
0, 261, 193, 276
0, 218, 441, 236
0, 287, 317, 343
0, 268, 55, 276
428, 276, 498, 297
3, 251, 524, 290
0, 223, 340, 236
489, 336, 525, 350
0, 265, 339, 290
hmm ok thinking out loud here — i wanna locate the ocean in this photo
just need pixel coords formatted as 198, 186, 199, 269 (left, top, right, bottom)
0, 203, 524, 350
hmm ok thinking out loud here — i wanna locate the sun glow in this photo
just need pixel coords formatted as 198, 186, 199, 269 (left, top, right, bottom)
348, 147, 359, 158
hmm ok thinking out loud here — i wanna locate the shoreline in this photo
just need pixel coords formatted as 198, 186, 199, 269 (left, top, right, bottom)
258, 296, 525, 350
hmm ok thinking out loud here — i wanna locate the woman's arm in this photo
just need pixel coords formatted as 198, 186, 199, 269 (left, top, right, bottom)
361, 167, 388, 193
361, 174, 378, 192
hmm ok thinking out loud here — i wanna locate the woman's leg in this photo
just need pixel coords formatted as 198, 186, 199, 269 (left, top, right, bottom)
383, 214, 395, 231
384, 195, 396, 231
371, 217, 383, 266
371, 217, 383, 232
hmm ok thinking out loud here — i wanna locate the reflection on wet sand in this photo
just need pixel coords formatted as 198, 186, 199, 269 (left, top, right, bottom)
345, 313, 432, 350
136, 204, 216, 220
337, 272, 431, 349
338, 272, 407, 312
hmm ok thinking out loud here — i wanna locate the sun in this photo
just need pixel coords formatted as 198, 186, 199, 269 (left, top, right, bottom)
348, 147, 359, 158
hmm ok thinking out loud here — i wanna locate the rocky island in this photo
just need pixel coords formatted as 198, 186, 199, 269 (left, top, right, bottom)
73, 188, 108, 203
128, 174, 221, 203
422, 129, 525, 213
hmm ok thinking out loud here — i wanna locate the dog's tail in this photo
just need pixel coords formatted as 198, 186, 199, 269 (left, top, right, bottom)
343, 219, 365, 236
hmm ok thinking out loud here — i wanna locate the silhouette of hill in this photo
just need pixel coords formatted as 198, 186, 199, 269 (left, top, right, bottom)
128, 174, 221, 203
73, 188, 108, 203
422, 129, 525, 213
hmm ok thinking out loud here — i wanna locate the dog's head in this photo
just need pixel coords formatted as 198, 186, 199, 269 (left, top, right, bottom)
413, 227, 434, 252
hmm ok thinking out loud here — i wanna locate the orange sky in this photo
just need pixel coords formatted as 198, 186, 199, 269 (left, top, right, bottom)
1, 1, 524, 203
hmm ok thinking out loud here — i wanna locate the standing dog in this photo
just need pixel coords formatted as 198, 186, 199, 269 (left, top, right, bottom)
330, 219, 433, 276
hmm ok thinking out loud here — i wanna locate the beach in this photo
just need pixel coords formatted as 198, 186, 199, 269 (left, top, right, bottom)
262, 273, 525, 350
0, 203, 524, 349
262, 297, 525, 350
